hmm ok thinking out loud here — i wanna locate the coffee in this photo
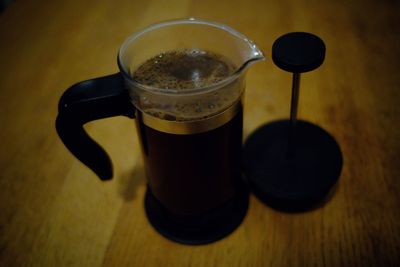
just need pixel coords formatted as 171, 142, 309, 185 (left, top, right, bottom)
133, 49, 243, 215
132, 49, 235, 90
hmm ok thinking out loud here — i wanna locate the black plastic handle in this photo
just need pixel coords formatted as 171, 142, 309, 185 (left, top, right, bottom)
56, 72, 135, 180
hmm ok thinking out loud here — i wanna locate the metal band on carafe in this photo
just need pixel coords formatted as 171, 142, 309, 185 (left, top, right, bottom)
137, 99, 242, 135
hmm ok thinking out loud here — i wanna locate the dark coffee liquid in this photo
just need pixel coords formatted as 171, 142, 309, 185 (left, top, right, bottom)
133, 49, 243, 215
136, 110, 242, 215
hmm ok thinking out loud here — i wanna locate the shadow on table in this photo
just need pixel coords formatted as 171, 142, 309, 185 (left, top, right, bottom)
257, 181, 341, 214
0, 0, 13, 13
118, 163, 146, 202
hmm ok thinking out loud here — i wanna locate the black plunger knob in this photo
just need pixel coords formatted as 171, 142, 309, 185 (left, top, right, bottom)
243, 32, 342, 212
272, 32, 326, 73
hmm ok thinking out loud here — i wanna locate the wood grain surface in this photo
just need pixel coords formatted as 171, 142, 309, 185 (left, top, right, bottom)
1, 0, 400, 266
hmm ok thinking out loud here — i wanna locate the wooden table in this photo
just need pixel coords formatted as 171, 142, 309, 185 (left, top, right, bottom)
1, 0, 399, 266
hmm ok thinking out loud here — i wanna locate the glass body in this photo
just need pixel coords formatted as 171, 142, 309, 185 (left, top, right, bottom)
117, 18, 264, 216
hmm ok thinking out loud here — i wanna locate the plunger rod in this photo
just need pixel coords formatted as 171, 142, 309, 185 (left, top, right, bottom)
288, 73, 301, 156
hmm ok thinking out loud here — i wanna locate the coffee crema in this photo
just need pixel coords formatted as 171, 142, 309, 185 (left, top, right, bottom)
129, 49, 242, 122
132, 49, 236, 90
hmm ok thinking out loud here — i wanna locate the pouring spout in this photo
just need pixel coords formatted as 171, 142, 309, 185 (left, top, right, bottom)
235, 41, 265, 74
236, 54, 265, 74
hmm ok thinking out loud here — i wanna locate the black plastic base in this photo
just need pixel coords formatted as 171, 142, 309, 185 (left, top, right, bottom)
144, 187, 249, 245
243, 120, 343, 212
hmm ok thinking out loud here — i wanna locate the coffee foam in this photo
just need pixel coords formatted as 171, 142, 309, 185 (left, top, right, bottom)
130, 49, 242, 121
132, 49, 236, 90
